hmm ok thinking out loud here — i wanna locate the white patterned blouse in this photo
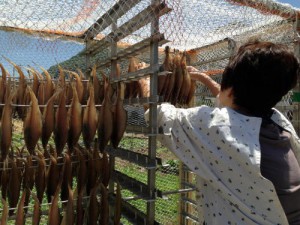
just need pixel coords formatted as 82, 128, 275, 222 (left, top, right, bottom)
145, 103, 300, 225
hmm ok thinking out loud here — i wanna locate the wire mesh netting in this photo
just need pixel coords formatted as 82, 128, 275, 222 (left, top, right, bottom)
0, 0, 299, 224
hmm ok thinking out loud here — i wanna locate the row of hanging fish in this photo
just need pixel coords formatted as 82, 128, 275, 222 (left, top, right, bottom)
0, 141, 121, 224
0, 62, 128, 161
0, 151, 121, 225
159, 46, 196, 107
0, 60, 126, 224
124, 58, 150, 99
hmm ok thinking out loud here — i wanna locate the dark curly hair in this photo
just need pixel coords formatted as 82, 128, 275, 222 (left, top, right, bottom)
221, 40, 300, 117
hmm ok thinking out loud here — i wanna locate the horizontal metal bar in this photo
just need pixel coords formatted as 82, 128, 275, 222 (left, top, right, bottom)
119, 197, 160, 225
182, 163, 193, 172
2, 192, 91, 216
181, 196, 198, 207
0, 150, 100, 171
111, 66, 157, 83
125, 125, 150, 134
181, 211, 200, 224
181, 181, 197, 190
95, 33, 169, 69
82, 0, 142, 39
157, 188, 195, 198
0, 103, 104, 108
85, 2, 171, 55
106, 146, 162, 167
111, 170, 153, 200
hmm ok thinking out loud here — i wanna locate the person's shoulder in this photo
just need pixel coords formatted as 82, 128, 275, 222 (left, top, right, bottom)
271, 108, 296, 134
208, 107, 262, 129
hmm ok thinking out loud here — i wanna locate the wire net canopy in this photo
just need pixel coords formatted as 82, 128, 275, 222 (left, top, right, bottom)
0, 1, 299, 225
0, 0, 298, 75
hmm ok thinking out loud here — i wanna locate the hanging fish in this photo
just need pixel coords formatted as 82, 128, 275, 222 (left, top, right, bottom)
88, 182, 100, 225
32, 193, 41, 225
0, 63, 7, 118
91, 64, 101, 105
125, 57, 139, 99
171, 52, 184, 105
1, 159, 9, 200
77, 69, 89, 105
37, 81, 45, 112
114, 182, 122, 225
111, 82, 127, 149
7, 157, 22, 216
94, 140, 102, 177
23, 85, 31, 107
114, 63, 121, 79
67, 83, 82, 152
69, 71, 84, 105
41, 93, 57, 149
34, 150, 46, 204
0, 198, 8, 225
101, 151, 110, 187
60, 185, 74, 225
23, 155, 35, 213
15, 188, 29, 225
48, 170, 63, 225
164, 54, 177, 102
86, 150, 96, 196
76, 188, 85, 225
0, 91, 14, 160
138, 75, 150, 110
4, 58, 28, 119
178, 51, 191, 105
40, 66, 54, 104
186, 80, 197, 107
136, 62, 149, 99
109, 63, 121, 102
65, 81, 73, 106
3, 75, 11, 104
0, 63, 7, 101
61, 152, 72, 203
23, 86, 42, 155
54, 88, 69, 155
57, 66, 66, 89
82, 83, 98, 149
27, 67, 40, 98
98, 73, 113, 152
99, 183, 109, 225
159, 46, 173, 96
75, 148, 87, 195
46, 151, 60, 203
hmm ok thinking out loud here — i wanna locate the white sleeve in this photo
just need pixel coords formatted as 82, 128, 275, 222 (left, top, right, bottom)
144, 103, 213, 180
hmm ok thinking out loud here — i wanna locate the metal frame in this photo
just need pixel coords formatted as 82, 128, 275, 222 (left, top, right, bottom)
82, 1, 169, 224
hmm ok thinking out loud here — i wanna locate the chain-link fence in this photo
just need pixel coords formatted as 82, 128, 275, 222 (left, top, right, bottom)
0, 0, 299, 224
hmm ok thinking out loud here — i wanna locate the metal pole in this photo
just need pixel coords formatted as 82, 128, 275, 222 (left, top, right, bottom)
109, 20, 118, 220
147, 0, 160, 224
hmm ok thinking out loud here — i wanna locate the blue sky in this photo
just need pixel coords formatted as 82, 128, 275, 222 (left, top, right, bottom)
277, 0, 300, 8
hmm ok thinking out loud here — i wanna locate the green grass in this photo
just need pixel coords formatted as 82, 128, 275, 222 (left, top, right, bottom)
116, 136, 180, 224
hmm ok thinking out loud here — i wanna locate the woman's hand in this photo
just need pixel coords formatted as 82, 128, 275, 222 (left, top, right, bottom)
187, 66, 221, 97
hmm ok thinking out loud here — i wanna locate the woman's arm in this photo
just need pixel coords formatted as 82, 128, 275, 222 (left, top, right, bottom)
187, 66, 221, 97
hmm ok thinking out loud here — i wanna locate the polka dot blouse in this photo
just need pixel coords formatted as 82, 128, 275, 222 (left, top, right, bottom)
145, 103, 300, 225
